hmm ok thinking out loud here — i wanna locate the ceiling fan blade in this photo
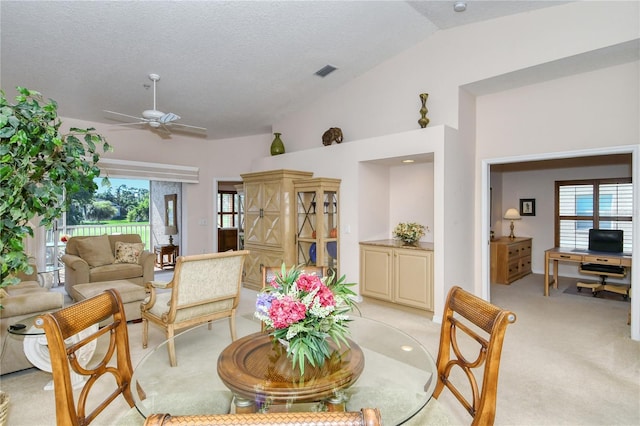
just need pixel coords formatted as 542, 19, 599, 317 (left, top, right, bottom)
159, 112, 180, 124
150, 124, 173, 139
103, 110, 145, 121
110, 122, 147, 127
169, 122, 208, 132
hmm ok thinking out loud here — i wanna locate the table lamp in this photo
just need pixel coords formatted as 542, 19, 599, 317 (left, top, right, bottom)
165, 226, 178, 245
503, 208, 521, 239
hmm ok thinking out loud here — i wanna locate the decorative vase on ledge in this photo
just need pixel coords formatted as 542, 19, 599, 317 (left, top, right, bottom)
270, 132, 285, 156
418, 93, 430, 128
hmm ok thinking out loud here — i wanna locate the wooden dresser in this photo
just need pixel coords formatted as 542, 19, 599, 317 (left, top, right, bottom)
490, 237, 532, 284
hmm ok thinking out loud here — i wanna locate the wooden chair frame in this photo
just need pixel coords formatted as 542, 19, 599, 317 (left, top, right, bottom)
433, 286, 516, 425
143, 407, 381, 426
36, 289, 137, 426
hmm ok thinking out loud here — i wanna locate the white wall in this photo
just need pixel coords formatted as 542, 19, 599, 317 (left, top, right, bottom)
272, 2, 639, 151
476, 62, 639, 159
389, 162, 434, 243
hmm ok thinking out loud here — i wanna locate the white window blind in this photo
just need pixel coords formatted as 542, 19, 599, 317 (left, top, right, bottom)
556, 179, 632, 252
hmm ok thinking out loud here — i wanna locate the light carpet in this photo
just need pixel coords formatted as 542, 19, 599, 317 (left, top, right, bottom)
1, 273, 639, 425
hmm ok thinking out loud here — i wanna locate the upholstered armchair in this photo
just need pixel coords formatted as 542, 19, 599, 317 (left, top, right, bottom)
141, 250, 249, 366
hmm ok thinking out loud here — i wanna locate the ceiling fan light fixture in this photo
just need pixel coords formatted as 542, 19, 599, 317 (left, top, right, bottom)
142, 109, 164, 120
454, 1, 467, 12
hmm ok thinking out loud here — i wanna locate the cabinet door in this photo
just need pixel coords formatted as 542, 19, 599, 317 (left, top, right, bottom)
243, 247, 285, 290
360, 246, 392, 301
394, 249, 433, 310
244, 180, 283, 247
244, 181, 263, 246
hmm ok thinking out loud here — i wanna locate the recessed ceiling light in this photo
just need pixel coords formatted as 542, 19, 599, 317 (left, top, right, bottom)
454, 1, 467, 12
402, 159, 415, 163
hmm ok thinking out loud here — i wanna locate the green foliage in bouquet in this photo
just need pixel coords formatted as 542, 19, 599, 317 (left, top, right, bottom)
255, 264, 358, 374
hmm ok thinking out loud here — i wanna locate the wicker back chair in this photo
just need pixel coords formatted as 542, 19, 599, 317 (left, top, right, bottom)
143, 408, 381, 426
141, 250, 249, 366
433, 285, 516, 425
35, 289, 136, 426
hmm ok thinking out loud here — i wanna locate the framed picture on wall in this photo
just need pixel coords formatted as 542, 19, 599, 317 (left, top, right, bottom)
520, 198, 535, 216
165, 194, 177, 227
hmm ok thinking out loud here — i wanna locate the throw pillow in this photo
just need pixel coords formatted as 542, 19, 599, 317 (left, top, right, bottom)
76, 235, 115, 267
114, 241, 145, 264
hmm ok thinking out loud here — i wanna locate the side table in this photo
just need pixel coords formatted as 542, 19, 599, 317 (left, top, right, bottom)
8, 315, 97, 390
38, 265, 63, 289
154, 244, 179, 269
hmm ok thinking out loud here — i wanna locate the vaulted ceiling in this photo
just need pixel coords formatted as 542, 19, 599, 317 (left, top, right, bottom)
2, 1, 570, 140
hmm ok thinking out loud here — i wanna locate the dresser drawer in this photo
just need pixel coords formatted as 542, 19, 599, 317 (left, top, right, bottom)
583, 255, 622, 265
548, 252, 582, 262
519, 255, 532, 273
507, 260, 521, 281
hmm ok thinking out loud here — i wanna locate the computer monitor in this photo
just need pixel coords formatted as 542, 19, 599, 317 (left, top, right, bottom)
588, 229, 623, 253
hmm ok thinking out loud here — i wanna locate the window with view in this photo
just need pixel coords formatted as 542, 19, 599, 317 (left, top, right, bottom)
217, 191, 238, 228
555, 178, 632, 252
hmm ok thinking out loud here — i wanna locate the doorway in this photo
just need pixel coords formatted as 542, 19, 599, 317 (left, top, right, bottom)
216, 181, 243, 252
483, 146, 639, 340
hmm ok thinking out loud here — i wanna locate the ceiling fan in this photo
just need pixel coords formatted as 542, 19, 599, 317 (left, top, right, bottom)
104, 73, 207, 134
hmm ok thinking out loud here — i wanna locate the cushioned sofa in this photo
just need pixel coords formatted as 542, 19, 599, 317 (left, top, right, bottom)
61, 234, 154, 301
0, 265, 65, 375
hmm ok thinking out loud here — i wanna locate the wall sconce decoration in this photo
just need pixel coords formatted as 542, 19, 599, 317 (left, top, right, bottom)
503, 208, 521, 239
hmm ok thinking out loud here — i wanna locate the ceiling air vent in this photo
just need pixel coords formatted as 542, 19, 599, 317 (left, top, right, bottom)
315, 65, 337, 78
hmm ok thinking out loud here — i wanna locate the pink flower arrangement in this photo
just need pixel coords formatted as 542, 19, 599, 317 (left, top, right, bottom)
254, 264, 357, 374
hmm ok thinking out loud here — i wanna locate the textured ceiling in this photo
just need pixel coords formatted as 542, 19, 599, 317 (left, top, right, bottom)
1, 1, 569, 140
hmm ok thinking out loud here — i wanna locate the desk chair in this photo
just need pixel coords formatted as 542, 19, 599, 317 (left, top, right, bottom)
35, 289, 139, 426
143, 408, 382, 426
577, 263, 629, 299
426, 286, 516, 426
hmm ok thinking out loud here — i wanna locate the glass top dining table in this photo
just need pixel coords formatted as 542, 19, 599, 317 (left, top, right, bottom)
131, 314, 437, 425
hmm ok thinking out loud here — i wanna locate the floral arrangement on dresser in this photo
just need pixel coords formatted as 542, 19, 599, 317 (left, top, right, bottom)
393, 222, 426, 245
254, 264, 358, 374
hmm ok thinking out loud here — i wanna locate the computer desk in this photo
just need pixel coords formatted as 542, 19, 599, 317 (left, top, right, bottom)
543, 247, 632, 296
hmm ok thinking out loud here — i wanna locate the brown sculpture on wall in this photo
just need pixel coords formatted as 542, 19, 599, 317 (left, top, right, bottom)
322, 127, 343, 146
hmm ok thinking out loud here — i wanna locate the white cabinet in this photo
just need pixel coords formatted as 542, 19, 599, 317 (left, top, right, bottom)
360, 240, 433, 310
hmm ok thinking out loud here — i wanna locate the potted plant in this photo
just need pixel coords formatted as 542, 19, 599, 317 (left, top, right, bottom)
0, 87, 111, 288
